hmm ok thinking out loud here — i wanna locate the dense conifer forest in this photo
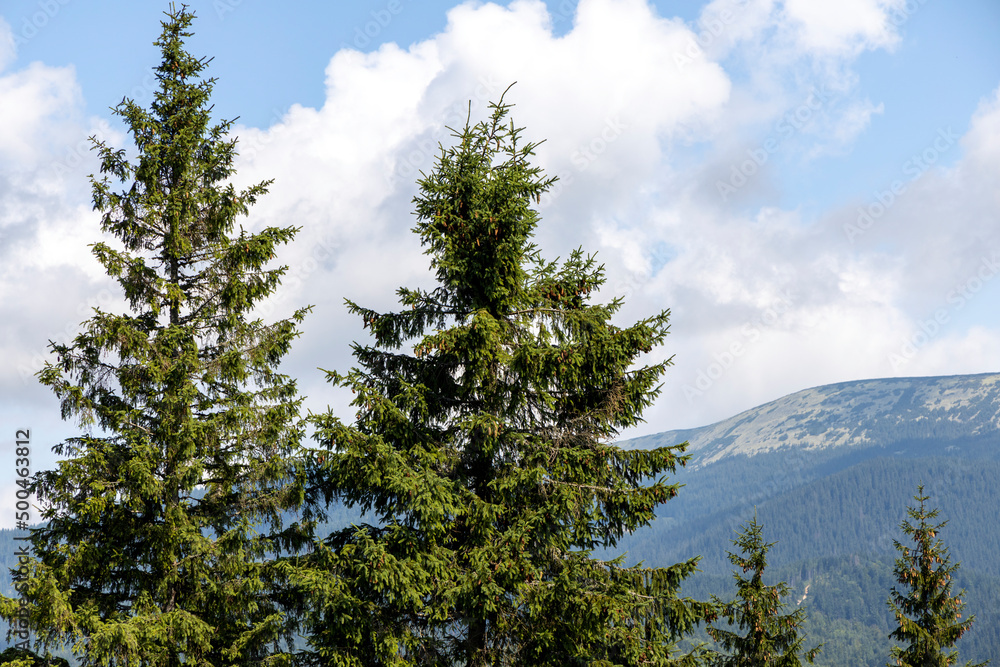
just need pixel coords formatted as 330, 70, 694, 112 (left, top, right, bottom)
5, 444, 997, 664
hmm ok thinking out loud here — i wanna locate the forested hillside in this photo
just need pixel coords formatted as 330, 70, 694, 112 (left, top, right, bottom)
622, 455, 1000, 575
680, 554, 999, 666
613, 373, 1000, 665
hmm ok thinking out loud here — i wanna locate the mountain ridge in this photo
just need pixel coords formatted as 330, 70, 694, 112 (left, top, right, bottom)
627, 371, 1000, 466
612, 371, 1000, 663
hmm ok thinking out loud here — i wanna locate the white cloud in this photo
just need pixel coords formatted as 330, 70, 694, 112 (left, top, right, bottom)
228, 0, 733, 307
0, 45, 114, 420
962, 86, 1000, 170
694, 0, 779, 62
608, 71, 1000, 427
0, 61, 82, 165
140, 4, 1000, 434
781, 0, 905, 55
825, 98, 884, 153
899, 327, 1000, 377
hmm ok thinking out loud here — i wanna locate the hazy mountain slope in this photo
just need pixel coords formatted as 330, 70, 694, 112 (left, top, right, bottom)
616, 373, 1000, 574
622, 455, 1000, 576
615, 372, 1000, 665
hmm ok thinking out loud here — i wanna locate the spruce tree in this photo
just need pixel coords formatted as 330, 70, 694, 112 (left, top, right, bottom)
0, 647, 69, 667
887, 486, 987, 667
707, 514, 820, 667
290, 91, 710, 666
0, 6, 309, 665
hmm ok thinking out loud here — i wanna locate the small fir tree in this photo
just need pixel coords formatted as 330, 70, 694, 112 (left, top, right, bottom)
707, 514, 821, 667
0, 6, 309, 665
887, 486, 987, 667
0, 647, 69, 667
290, 91, 710, 666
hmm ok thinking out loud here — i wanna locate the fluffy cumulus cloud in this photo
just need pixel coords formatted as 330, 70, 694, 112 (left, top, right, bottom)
3, 0, 1000, 522
0, 63, 81, 165
232, 0, 731, 250
962, 87, 1000, 172
0, 22, 120, 519
0, 25, 111, 402
226, 0, 735, 420
230, 0, 1000, 435
867, 90, 1000, 378
665, 76, 1000, 419
648, 87, 1000, 424
781, 0, 906, 54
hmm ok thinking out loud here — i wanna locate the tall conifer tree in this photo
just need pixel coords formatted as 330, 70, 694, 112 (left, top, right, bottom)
886, 486, 986, 667
0, 6, 309, 665
707, 514, 820, 667
292, 92, 710, 666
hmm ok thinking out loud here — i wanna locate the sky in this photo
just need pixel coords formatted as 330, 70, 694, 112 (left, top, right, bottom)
2, 0, 1000, 528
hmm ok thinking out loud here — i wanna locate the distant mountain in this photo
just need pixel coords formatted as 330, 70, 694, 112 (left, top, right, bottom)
628, 372, 1000, 466
4, 373, 999, 664
617, 373, 1000, 556
617, 372, 1000, 665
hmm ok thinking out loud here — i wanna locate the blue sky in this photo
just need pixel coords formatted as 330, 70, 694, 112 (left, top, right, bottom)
2, 0, 1000, 527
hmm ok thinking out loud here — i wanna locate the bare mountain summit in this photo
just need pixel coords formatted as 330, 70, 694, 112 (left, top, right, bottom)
627, 372, 1000, 466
